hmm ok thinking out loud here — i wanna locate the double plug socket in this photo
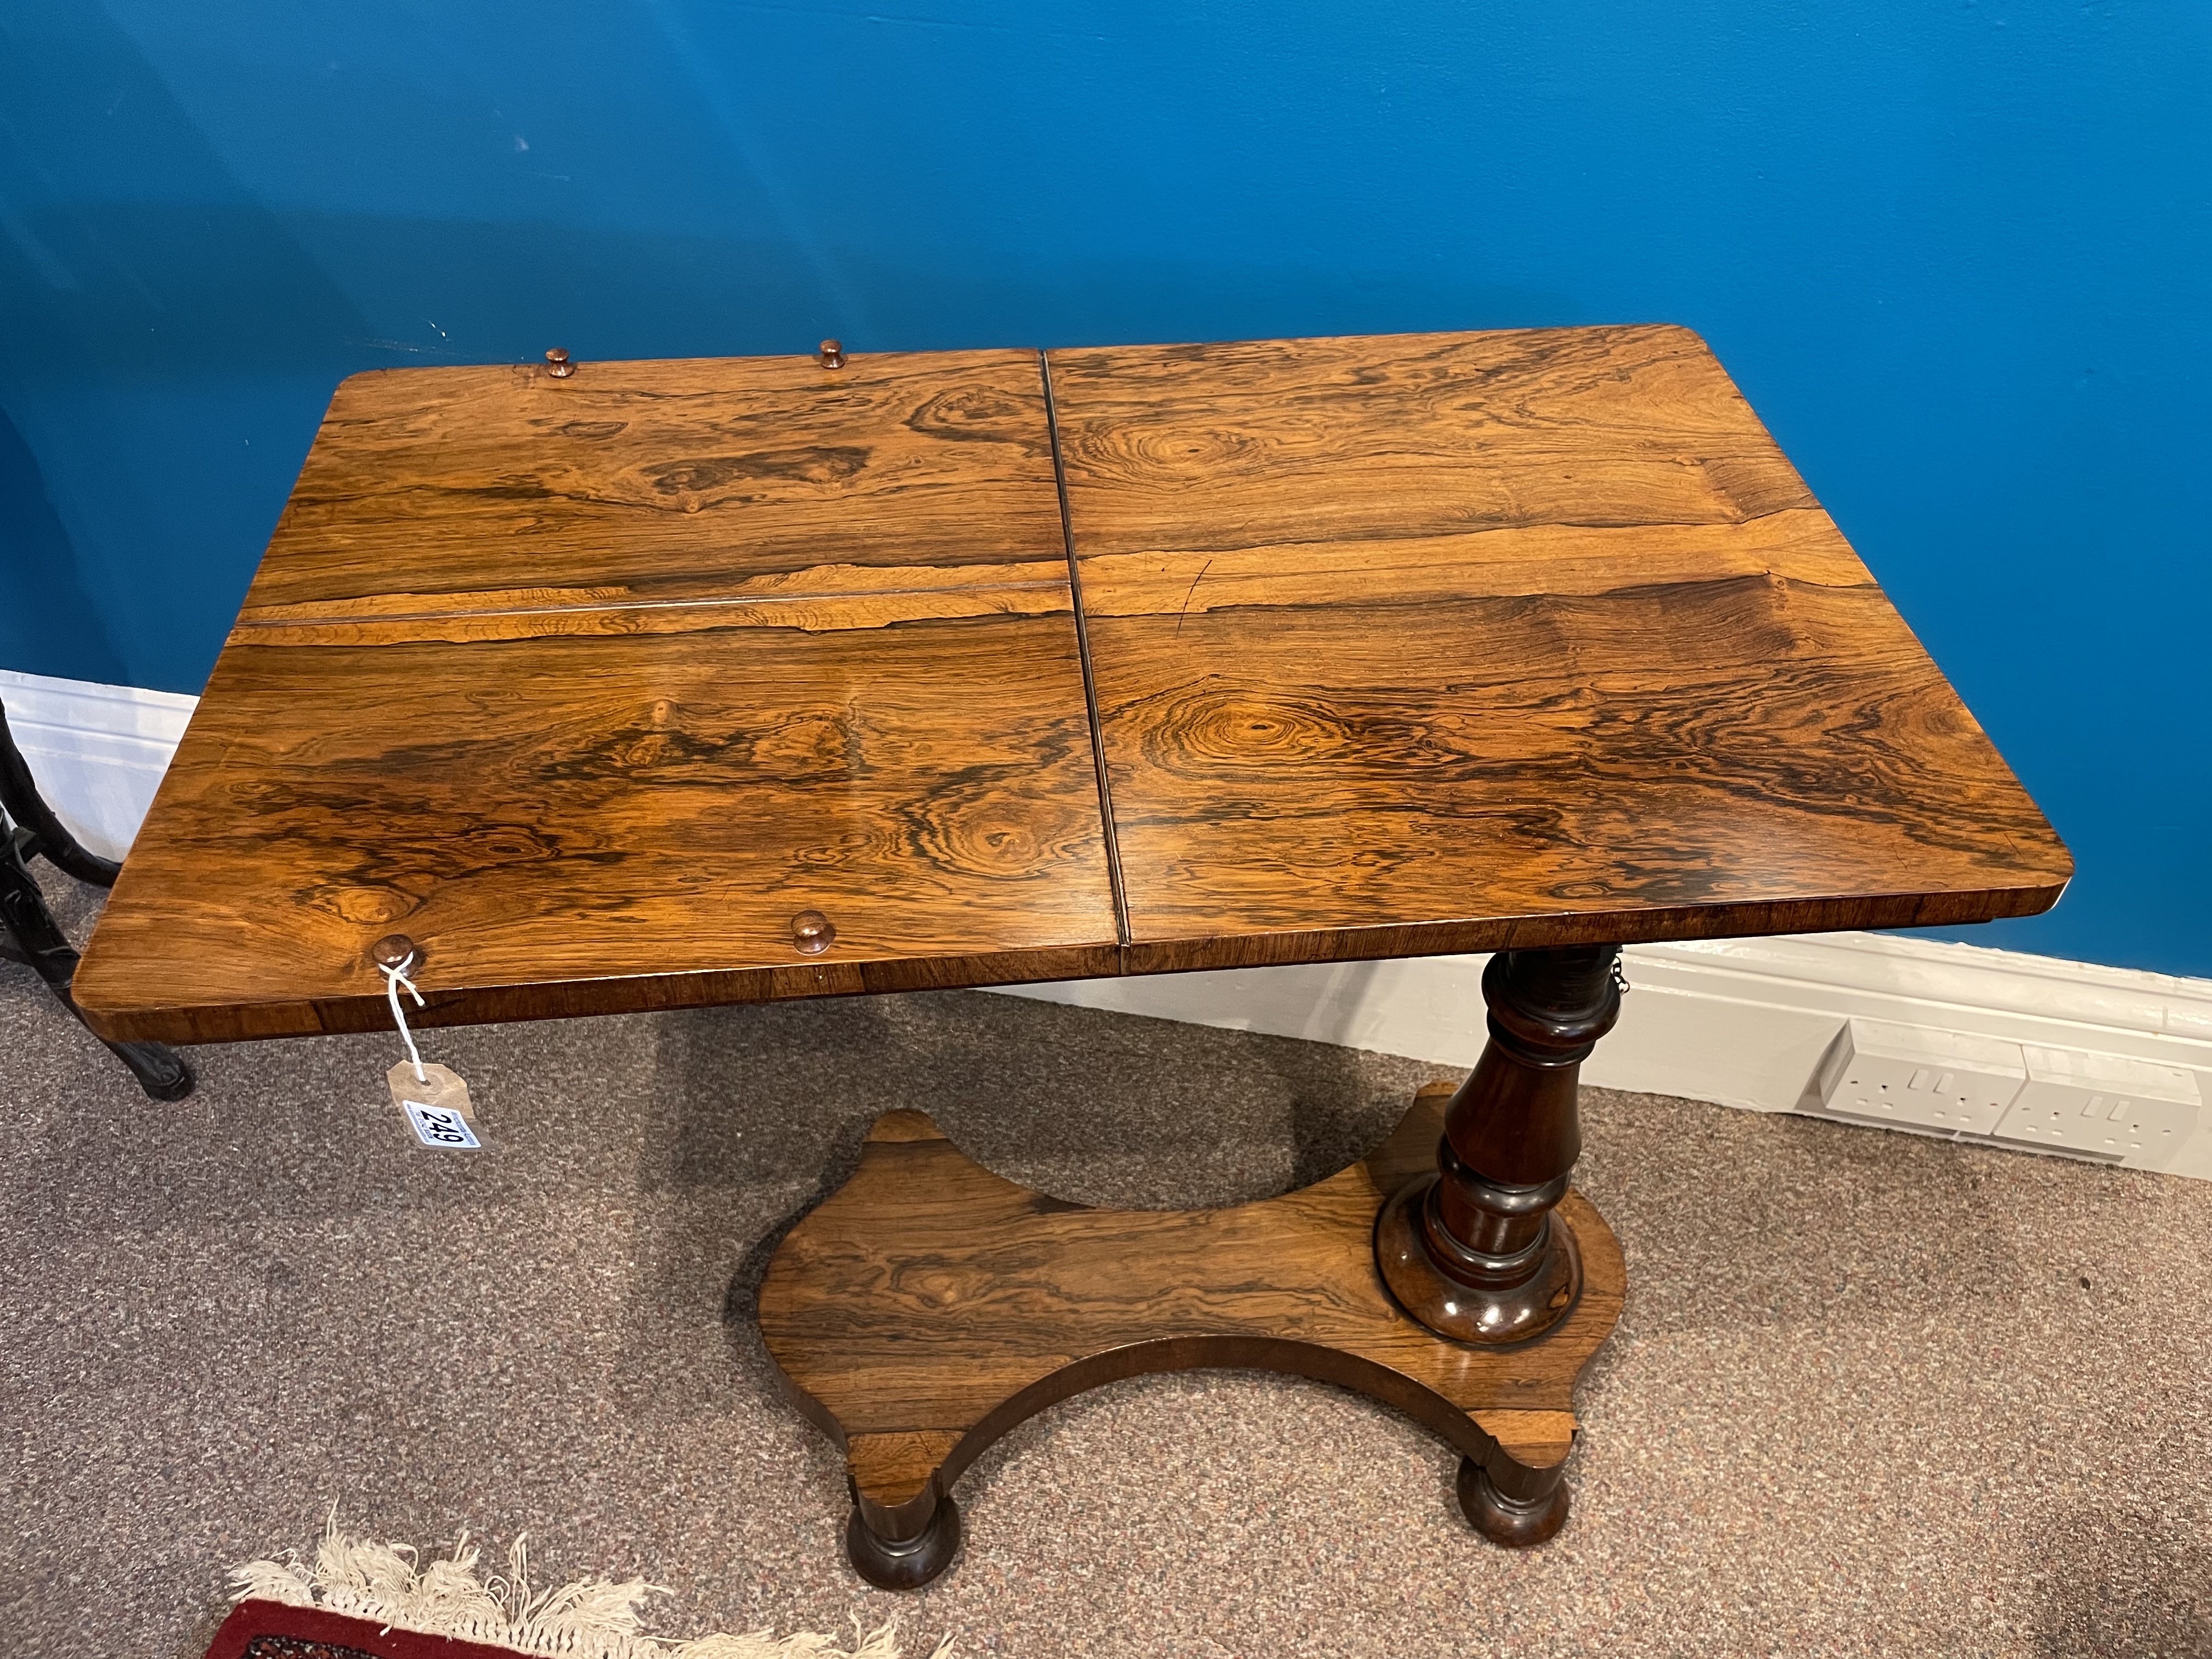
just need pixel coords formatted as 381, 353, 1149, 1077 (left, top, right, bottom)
1809, 1018, 2200, 1169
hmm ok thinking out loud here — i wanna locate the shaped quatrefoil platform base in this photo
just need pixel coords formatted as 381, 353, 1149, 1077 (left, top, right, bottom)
757, 1083, 1625, 1588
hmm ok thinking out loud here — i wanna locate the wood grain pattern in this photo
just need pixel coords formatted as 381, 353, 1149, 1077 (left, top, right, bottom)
76, 614, 1118, 1042
227, 566, 1073, 649
74, 349, 1115, 1044
1044, 327, 2072, 970
78, 328, 2072, 1042
758, 1085, 1623, 1538
245, 349, 1069, 613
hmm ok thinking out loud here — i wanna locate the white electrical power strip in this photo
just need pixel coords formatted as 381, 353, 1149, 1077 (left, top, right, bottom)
1809, 1017, 2200, 1167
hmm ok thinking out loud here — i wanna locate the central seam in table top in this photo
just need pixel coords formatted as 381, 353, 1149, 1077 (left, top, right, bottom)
72, 328, 2070, 1046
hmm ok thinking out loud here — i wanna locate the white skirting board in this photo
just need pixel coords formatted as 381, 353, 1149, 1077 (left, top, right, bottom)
994, 935, 2212, 1181
1, 668, 196, 862
9, 668, 2208, 1179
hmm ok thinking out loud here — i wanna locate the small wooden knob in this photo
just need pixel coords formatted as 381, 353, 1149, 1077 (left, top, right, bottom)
545, 347, 575, 378
370, 933, 419, 970
817, 338, 845, 369
791, 910, 836, 955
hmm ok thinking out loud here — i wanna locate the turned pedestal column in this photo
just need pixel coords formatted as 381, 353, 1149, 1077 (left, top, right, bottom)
1374, 943, 1623, 1542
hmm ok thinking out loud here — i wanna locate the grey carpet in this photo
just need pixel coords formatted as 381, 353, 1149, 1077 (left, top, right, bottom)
3, 868, 2208, 1659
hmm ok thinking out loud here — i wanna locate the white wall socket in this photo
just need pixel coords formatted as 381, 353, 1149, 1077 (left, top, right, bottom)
1810, 1019, 2027, 1136
1993, 1046, 2200, 1166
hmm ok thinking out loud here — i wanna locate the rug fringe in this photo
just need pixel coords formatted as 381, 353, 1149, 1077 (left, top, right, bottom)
229, 1509, 952, 1659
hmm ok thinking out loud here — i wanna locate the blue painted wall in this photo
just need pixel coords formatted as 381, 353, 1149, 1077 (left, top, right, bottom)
2, 2, 2205, 974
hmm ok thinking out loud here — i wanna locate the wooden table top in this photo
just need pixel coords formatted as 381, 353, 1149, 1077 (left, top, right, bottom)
76, 327, 2069, 1045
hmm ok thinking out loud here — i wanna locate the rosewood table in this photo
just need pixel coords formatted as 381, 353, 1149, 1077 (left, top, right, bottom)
75, 327, 2068, 1588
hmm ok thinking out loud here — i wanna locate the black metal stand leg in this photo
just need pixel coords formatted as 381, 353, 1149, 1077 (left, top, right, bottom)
0, 693, 193, 1099
1, 829, 193, 1101
0, 703, 120, 887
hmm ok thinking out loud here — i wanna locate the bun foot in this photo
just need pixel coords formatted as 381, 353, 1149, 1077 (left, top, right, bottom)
845, 1493, 962, 1590
1457, 1455, 1568, 1547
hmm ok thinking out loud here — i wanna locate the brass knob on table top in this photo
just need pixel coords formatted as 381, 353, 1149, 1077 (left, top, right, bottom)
545, 347, 575, 378
817, 338, 845, 369
791, 910, 837, 955
370, 933, 419, 970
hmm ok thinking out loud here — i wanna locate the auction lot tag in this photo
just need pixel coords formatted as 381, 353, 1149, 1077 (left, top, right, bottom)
403, 1100, 479, 1149
388, 1060, 480, 1148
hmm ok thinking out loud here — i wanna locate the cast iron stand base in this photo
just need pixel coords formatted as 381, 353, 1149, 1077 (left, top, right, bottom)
0, 699, 192, 1101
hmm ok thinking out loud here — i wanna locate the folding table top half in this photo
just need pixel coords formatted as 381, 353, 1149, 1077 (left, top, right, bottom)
75, 328, 2069, 1047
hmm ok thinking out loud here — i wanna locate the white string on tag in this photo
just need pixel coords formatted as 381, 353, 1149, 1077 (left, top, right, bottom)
380, 951, 428, 1084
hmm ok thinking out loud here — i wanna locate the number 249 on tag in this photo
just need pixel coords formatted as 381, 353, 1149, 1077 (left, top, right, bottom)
404, 1101, 481, 1149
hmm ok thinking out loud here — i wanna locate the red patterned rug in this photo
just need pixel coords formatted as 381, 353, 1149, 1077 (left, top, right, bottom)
208, 1598, 566, 1659
206, 1517, 941, 1659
